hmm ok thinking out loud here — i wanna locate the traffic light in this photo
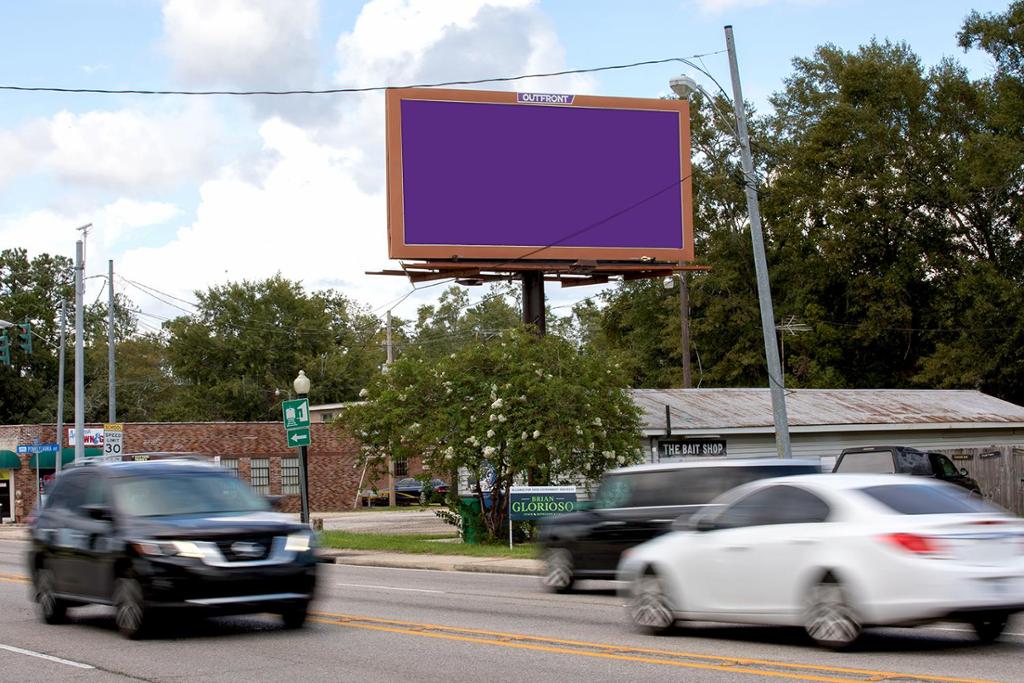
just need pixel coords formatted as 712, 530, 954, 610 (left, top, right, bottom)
0, 333, 9, 367
17, 322, 31, 354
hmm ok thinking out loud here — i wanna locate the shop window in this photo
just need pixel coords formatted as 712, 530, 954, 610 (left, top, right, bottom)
220, 458, 239, 478
281, 457, 300, 495
250, 458, 270, 495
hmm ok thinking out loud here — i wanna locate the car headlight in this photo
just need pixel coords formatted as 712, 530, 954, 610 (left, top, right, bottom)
132, 540, 206, 559
285, 531, 314, 553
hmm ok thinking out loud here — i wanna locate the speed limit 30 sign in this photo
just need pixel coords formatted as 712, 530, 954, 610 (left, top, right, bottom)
103, 423, 124, 456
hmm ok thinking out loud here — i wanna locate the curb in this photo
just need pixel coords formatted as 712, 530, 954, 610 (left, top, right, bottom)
318, 549, 543, 576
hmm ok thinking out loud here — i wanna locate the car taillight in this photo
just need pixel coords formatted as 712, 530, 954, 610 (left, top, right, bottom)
882, 532, 948, 558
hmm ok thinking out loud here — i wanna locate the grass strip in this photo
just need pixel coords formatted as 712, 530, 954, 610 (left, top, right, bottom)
319, 530, 537, 558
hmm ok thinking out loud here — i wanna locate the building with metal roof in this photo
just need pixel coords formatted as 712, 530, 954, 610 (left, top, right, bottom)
634, 388, 1024, 461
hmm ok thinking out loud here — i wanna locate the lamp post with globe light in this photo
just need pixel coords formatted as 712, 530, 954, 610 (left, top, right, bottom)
669, 25, 792, 458
293, 370, 311, 524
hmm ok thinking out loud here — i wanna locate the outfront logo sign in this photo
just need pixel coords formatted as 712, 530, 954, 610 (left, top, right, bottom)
509, 486, 577, 521
516, 92, 575, 105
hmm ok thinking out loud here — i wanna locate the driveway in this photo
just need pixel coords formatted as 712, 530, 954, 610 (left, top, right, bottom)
306, 508, 455, 535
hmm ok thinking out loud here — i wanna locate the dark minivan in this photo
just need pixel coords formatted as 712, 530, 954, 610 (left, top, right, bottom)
536, 459, 820, 592
28, 458, 317, 638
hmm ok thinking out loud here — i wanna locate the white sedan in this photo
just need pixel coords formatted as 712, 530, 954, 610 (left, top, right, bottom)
617, 473, 1024, 648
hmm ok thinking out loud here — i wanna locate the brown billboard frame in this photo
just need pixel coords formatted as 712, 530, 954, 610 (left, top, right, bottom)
385, 88, 694, 263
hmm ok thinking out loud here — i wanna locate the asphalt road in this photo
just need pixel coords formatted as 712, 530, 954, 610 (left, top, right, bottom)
1, 538, 1021, 682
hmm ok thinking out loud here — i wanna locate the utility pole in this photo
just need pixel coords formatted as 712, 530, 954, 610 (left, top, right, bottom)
724, 25, 792, 458
108, 259, 116, 422
55, 301, 66, 474
679, 271, 692, 388
385, 310, 396, 507
74, 239, 85, 463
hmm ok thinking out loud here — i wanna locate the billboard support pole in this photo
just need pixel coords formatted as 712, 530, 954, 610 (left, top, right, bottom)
521, 272, 545, 335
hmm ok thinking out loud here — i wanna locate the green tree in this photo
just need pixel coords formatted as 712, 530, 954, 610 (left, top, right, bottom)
338, 326, 643, 541
0, 248, 74, 423
163, 275, 382, 420
408, 284, 520, 362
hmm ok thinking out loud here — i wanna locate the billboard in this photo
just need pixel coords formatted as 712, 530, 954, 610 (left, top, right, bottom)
386, 88, 693, 263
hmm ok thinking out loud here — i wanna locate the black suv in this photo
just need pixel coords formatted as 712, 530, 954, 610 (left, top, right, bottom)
536, 459, 820, 592
28, 458, 317, 638
832, 446, 982, 494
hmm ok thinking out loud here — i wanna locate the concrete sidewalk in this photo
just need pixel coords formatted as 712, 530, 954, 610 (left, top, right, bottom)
317, 548, 542, 576
0, 525, 542, 576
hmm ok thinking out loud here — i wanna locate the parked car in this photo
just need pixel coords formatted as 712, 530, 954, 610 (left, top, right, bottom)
28, 457, 317, 639
832, 446, 982, 494
618, 474, 1024, 648
536, 459, 821, 592
394, 477, 449, 505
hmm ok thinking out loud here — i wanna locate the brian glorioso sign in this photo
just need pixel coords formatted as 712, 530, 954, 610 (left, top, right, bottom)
509, 486, 578, 521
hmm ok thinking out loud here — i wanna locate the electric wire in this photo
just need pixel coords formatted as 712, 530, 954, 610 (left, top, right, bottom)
0, 54, 725, 97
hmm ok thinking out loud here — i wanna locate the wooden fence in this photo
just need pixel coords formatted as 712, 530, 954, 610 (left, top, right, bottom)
941, 445, 1024, 515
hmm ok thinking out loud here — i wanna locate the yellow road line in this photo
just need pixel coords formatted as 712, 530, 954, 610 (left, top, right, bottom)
310, 610, 995, 683
0, 574, 998, 682
0, 573, 28, 585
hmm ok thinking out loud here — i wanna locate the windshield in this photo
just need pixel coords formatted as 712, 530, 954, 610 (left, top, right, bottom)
114, 473, 270, 517
859, 483, 1001, 515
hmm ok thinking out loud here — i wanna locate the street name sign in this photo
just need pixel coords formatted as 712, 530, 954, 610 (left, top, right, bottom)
16, 443, 59, 454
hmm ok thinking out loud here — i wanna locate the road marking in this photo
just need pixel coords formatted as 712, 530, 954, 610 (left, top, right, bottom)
334, 582, 443, 594
0, 572, 28, 585
0, 644, 94, 669
923, 625, 1024, 638
309, 610, 995, 683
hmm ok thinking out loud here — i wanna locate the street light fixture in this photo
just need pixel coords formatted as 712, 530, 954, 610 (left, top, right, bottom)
293, 370, 311, 524
668, 25, 793, 458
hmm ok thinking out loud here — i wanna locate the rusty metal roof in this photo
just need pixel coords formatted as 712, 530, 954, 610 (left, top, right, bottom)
633, 389, 1024, 433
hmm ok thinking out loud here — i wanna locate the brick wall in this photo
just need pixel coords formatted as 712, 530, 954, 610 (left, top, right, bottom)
0, 421, 392, 522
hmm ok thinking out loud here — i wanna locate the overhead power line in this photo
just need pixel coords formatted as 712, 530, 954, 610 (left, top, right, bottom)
0, 54, 725, 97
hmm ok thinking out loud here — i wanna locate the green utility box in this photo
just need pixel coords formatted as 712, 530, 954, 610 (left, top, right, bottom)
458, 497, 484, 545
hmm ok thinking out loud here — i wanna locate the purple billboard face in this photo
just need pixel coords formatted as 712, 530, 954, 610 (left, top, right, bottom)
386, 88, 693, 263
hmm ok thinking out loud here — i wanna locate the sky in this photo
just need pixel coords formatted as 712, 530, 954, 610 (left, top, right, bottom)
0, 0, 1010, 333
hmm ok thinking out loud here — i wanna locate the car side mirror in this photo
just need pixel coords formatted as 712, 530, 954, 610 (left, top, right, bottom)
959, 468, 968, 476
692, 517, 717, 532
80, 503, 113, 522
266, 495, 286, 511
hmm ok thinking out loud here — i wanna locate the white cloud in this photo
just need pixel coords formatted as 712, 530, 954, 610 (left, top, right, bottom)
3, 0, 603, 324
46, 104, 222, 192
0, 121, 48, 188
0, 103, 222, 194
0, 199, 183, 281
162, 0, 319, 89
327, 0, 596, 193
96, 199, 181, 247
117, 118, 410, 317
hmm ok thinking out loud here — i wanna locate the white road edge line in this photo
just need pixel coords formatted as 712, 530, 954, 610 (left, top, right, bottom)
0, 643, 95, 669
335, 582, 444, 594
922, 626, 1024, 638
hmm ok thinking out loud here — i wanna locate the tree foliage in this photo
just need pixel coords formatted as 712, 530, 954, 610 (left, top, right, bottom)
337, 326, 643, 540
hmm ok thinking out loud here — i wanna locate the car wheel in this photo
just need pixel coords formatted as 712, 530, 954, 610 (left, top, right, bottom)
629, 570, 676, 634
971, 613, 1008, 643
114, 577, 151, 639
804, 576, 861, 649
36, 568, 67, 625
540, 548, 576, 593
280, 603, 310, 629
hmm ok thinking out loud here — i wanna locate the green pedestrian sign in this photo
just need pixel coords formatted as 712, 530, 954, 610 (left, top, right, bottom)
282, 398, 311, 449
